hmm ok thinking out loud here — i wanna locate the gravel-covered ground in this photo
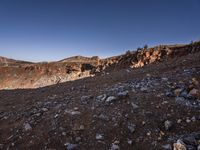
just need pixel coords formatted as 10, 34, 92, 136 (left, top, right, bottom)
0, 52, 200, 150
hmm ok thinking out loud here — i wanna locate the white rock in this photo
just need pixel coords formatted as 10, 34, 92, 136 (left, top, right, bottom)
164, 120, 173, 130
96, 133, 104, 140
111, 144, 120, 150
197, 145, 200, 150
41, 108, 48, 112
96, 94, 107, 102
140, 87, 148, 92
24, 123, 32, 131
131, 102, 139, 109
127, 139, 133, 145
117, 91, 129, 98
127, 123, 136, 133
65, 109, 81, 115
162, 144, 171, 149
106, 96, 117, 103
162, 78, 168, 81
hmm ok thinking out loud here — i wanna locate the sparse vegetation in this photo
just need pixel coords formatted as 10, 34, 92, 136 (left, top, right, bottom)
143, 44, 148, 49
125, 50, 132, 55
137, 47, 142, 51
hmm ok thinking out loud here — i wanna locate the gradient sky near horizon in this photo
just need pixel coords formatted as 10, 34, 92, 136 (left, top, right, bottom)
0, 0, 200, 62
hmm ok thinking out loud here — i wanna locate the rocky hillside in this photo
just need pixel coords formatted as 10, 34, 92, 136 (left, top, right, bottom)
101, 41, 200, 71
0, 41, 200, 89
0, 58, 99, 89
0, 56, 32, 67
0, 43, 200, 149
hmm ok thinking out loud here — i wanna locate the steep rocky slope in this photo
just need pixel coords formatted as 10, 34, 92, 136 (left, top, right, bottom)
0, 41, 200, 89
0, 46, 200, 149
101, 41, 200, 71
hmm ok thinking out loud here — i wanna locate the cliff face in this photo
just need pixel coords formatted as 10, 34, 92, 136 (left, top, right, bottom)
100, 41, 200, 71
0, 61, 97, 89
0, 41, 200, 89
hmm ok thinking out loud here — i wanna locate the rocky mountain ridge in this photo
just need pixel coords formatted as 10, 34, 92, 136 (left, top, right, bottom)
0, 41, 200, 89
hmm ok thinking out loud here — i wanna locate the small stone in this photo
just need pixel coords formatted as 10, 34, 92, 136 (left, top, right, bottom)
65, 109, 81, 116
191, 116, 196, 122
180, 90, 188, 98
24, 123, 32, 131
106, 96, 117, 103
140, 87, 148, 92
131, 103, 139, 109
197, 145, 200, 150
42, 108, 48, 112
177, 119, 182, 124
98, 114, 109, 121
127, 139, 133, 145
74, 107, 79, 111
162, 78, 168, 81
186, 118, 191, 123
128, 123, 136, 133
181, 136, 197, 147
71, 111, 81, 115
75, 137, 81, 142
66, 143, 79, 150
96, 94, 107, 102
96, 133, 104, 140
132, 89, 136, 93
174, 89, 183, 97
111, 144, 120, 150
73, 124, 85, 131
117, 91, 129, 98
142, 121, 146, 125
165, 91, 174, 97
113, 140, 120, 144
147, 131, 151, 136
146, 74, 151, 77
62, 132, 66, 136
162, 144, 172, 150
80, 125, 84, 130
189, 88, 199, 98
175, 97, 186, 106
35, 113, 41, 117
164, 120, 173, 131
54, 114, 59, 118
81, 96, 89, 102
192, 78, 199, 86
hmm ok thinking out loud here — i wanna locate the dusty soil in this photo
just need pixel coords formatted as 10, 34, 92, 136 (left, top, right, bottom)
0, 50, 200, 149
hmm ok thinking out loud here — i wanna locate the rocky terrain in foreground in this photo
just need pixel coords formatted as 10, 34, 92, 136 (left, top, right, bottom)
0, 41, 200, 149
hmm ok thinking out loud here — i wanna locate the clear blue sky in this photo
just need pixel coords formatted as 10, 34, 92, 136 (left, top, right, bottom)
0, 0, 200, 62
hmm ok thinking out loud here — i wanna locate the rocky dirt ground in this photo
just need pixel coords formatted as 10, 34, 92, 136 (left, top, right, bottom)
0, 49, 200, 149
